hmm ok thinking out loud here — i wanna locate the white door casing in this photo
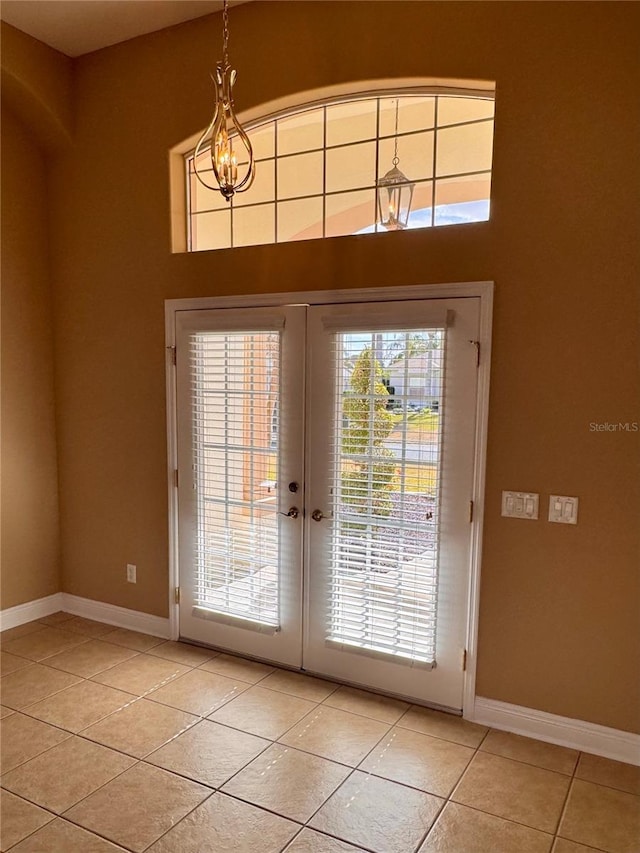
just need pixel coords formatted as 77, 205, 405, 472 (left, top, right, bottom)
166, 282, 492, 713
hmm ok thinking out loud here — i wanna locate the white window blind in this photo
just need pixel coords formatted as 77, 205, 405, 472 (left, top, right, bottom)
189, 330, 282, 630
326, 328, 446, 666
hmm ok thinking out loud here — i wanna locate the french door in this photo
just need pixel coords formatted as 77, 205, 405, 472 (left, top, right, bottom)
175, 296, 480, 710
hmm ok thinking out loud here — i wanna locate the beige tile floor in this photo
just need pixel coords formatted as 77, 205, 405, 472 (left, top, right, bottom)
1, 613, 639, 853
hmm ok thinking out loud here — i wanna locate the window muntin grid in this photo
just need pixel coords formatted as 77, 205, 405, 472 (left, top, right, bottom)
186, 92, 494, 252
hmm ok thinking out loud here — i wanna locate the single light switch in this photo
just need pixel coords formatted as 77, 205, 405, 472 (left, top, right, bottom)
549, 495, 578, 524
502, 491, 539, 519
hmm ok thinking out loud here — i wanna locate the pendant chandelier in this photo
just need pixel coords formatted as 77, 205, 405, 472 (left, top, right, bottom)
377, 99, 415, 230
193, 0, 255, 202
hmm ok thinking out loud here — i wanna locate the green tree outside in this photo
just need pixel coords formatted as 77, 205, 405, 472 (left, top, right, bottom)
341, 347, 397, 529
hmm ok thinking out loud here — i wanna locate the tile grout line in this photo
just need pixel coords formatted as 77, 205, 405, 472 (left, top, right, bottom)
7, 626, 467, 851
128, 677, 333, 853
2, 651, 206, 776
129, 679, 347, 853
551, 748, 581, 847
3, 759, 142, 850
1, 633, 94, 663
3, 623, 636, 853
0, 793, 58, 852
33, 663, 256, 851
414, 723, 492, 851
2, 648, 480, 852
286, 712, 403, 845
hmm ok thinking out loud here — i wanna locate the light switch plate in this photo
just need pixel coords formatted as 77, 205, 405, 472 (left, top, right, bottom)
548, 495, 578, 524
501, 491, 539, 519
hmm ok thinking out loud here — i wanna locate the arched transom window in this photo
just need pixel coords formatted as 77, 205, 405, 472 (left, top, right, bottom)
186, 90, 494, 252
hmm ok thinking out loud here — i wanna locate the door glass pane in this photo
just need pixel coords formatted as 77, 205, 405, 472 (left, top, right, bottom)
328, 329, 446, 663
189, 331, 281, 627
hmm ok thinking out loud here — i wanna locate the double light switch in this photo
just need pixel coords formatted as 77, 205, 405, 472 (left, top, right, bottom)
501, 491, 579, 523
501, 491, 539, 519
548, 495, 579, 524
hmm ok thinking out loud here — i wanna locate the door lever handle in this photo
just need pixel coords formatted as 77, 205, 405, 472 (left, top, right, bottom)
279, 507, 300, 519
311, 509, 325, 522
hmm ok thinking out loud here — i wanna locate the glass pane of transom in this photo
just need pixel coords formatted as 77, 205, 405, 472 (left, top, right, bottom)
190, 170, 229, 212
325, 141, 376, 194
379, 97, 435, 137
408, 181, 435, 229
186, 91, 495, 252
190, 149, 210, 174
233, 159, 275, 208
277, 150, 324, 200
191, 210, 231, 251
377, 131, 434, 182
247, 123, 275, 161
437, 96, 494, 127
277, 108, 324, 156
435, 120, 494, 177
325, 189, 376, 237
434, 173, 491, 226
277, 197, 324, 243
326, 100, 377, 147
233, 204, 275, 247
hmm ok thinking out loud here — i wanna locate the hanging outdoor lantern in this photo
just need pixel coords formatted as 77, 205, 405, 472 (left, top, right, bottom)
193, 0, 255, 201
377, 100, 415, 230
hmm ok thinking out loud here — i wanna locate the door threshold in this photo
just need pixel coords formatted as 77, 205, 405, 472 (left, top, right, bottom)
178, 635, 461, 716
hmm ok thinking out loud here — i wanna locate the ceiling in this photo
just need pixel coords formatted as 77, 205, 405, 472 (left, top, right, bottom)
0, 0, 248, 58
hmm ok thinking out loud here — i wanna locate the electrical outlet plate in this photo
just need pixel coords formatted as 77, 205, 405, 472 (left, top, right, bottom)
548, 495, 578, 524
501, 491, 539, 519
126, 563, 137, 583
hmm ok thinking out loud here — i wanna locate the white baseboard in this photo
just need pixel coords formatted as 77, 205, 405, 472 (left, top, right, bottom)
470, 696, 640, 766
61, 594, 170, 639
3, 596, 638, 766
0, 592, 170, 640
0, 593, 65, 631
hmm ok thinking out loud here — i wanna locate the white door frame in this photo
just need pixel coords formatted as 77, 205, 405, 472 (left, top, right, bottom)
165, 280, 493, 717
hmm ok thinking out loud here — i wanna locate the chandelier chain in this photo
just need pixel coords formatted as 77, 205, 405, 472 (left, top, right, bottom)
222, 0, 230, 67
393, 98, 399, 166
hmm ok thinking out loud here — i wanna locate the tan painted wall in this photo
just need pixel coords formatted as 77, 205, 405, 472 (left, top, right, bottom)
1, 22, 73, 151
4, 1, 638, 731
1, 106, 61, 608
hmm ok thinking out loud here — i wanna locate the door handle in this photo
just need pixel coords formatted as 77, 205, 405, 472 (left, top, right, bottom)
280, 507, 300, 519
311, 509, 325, 522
